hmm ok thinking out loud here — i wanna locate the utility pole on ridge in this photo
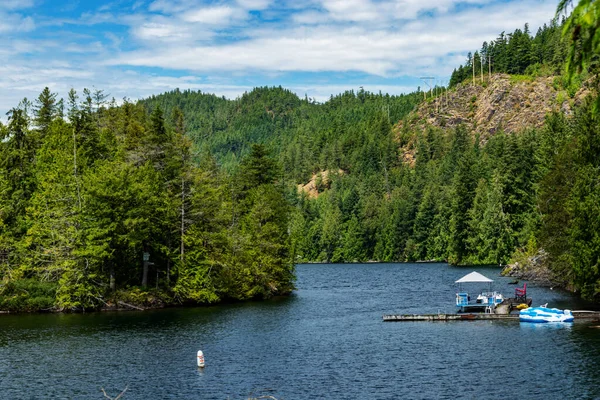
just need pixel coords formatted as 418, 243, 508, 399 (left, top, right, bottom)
419, 77, 435, 100
472, 55, 475, 85
481, 58, 484, 83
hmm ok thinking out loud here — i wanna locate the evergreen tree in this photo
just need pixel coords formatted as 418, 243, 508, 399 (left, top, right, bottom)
33, 87, 58, 134
448, 127, 477, 264
558, 0, 600, 90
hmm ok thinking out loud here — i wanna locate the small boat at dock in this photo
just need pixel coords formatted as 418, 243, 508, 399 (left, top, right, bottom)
519, 306, 574, 323
455, 271, 504, 313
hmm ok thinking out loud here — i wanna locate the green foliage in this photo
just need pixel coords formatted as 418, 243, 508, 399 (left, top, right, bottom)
0, 87, 298, 312
509, 75, 535, 83
113, 287, 170, 308
567, 164, 600, 298
558, 0, 600, 83
450, 20, 568, 87
448, 127, 478, 264
140, 86, 421, 177
524, 62, 555, 77
0, 279, 57, 312
3, 22, 600, 312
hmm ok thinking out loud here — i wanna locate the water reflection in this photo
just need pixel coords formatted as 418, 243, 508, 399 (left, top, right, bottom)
519, 321, 574, 330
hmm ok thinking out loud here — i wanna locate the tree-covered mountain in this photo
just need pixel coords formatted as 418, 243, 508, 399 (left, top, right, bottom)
140, 87, 422, 181
0, 92, 294, 311
1, 4, 599, 311
139, 12, 599, 300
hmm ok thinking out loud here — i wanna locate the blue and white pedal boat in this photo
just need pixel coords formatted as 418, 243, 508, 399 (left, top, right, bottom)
455, 271, 504, 313
519, 306, 574, 323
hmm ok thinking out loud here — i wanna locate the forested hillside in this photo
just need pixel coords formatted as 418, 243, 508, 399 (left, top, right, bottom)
449, 19, 570, 87
0, 91, 294, 311
1, 4, 599, 311
140, 13, 600, 300
140, 87, 422, 181
140, 84, 599, 299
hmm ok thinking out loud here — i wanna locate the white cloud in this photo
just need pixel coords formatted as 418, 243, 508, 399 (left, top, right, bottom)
0, 0, 563, 119
148, 0, 196, 14
134, 21, 191, 40
305, 0, 492, 23
111, 0, 557, 78
0, 64, 252, 122
182, 5, 242, 25
0, 13, 35, 33
292, 10, 330, 25
380, 0, 489, 20
236, 0, 272, 10
77, 11, 120, 25
0, 0, 34, 10
321, 0, 380, 22
104, 32, 123, 48
130, 14, 216, 43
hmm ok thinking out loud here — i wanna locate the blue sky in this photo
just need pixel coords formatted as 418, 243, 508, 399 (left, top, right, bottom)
0, 0, 559, 116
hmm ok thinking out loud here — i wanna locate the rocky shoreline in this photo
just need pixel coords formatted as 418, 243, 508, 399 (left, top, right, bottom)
501, 249, 556, 287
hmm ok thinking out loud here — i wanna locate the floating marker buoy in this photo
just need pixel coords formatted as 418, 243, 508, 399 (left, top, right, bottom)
197, 350, 205, 368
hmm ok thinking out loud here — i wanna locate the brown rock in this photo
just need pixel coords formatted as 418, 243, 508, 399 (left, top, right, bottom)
398, 74, 589, 148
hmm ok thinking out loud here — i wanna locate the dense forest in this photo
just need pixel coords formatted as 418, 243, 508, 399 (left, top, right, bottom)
1, 3, 599, 311
142, 10, 600, 300
449, 19, 570, 86
0, 91, 294, 311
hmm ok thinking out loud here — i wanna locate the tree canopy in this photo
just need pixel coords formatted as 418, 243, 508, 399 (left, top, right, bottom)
2, 11, 600, 311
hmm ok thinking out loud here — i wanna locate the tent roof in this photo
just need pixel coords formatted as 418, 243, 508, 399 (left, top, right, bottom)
455, 271, 493, 283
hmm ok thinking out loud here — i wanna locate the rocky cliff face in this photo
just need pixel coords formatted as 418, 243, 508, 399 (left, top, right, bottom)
398, 73, 589, 144
501, 249, 556, 286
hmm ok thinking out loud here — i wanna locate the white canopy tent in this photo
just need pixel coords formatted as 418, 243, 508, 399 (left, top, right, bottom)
455, 271, 493, 283
455, 271, 502, 310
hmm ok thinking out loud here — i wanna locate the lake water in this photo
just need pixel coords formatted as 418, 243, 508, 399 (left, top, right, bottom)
1, 263, 599, 399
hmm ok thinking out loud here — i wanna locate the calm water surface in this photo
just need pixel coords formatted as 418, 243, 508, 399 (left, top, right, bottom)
1, 263, 600, 399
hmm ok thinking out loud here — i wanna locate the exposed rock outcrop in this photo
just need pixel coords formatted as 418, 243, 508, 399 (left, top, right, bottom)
406, 74, 566, 139
395, 73, 591, 166
297, 169, 344, 199
501, 249, 556, 286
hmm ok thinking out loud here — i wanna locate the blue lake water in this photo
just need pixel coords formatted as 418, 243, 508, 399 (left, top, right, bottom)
1, 263, 599, 399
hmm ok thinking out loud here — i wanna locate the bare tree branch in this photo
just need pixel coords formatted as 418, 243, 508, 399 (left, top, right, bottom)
101, 385, 128, 400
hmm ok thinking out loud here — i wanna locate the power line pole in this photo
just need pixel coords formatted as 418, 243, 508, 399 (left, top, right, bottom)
445, 81, 450, 108
481, 56, 484, 83
472, 54, 475, 85
419, 77, 435, 99
438, 81, 442, 114
435, 81, 438, 114
382, 105, 390, 122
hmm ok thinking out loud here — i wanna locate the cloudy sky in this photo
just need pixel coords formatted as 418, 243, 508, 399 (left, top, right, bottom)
0, 0, 560, 116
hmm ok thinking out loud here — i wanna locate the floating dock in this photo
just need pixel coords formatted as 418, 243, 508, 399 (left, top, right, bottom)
383, 313, 518, 321
383, 310, 600, 322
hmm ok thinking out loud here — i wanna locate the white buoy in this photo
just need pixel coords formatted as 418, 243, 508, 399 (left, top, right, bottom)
197, 350, 205, 368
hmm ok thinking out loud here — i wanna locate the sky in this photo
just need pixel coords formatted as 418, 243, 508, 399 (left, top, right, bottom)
0, 0, 561, 117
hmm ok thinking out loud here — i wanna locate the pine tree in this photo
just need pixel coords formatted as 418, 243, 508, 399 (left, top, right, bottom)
33, 87, 58, 135
567, 163, 600, 299
173, 156, 225, 303
339, 215, 366, 262
448, 127, 477, 264
23, 119, 82, 284
558, 0, 600, 101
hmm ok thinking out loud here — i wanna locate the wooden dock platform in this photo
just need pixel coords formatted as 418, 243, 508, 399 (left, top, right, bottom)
383, 310, 600, 322
383, 313, 518, 322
